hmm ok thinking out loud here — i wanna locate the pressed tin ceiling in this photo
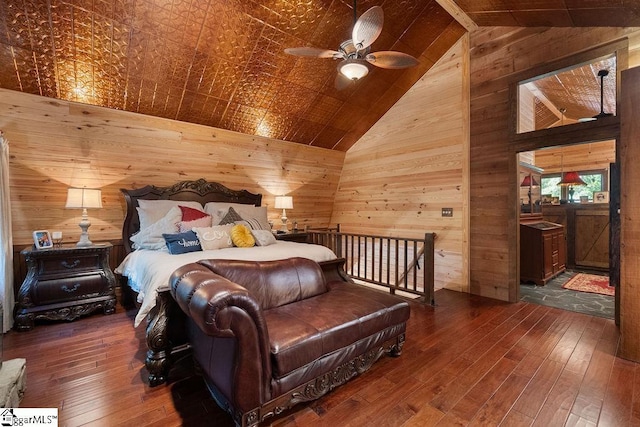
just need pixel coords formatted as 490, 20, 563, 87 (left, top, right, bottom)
527, 56, 618, 130
0, 1, 637, 152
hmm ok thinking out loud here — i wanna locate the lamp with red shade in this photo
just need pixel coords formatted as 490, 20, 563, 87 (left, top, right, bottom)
558, 171, 586, 203
520, 173, 539, 206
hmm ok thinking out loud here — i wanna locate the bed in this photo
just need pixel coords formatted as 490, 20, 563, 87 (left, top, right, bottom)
115, 178, 343, 386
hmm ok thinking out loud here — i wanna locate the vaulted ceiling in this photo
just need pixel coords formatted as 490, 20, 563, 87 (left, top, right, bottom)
1, 1, 638, 152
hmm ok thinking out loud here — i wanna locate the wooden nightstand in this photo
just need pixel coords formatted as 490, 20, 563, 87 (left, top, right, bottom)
15, 243, 117, 331
275, 231, 308, 243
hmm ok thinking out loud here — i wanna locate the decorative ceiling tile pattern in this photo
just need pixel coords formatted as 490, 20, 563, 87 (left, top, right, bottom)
0, 0, 465, 151
530, 57, 617, 129
0, 1, 635, 150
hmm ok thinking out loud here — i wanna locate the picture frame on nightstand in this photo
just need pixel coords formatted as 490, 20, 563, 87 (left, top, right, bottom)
32, 230, 53, 250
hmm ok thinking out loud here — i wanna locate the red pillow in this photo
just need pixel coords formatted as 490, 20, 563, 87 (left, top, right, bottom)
179, 205, 209, 222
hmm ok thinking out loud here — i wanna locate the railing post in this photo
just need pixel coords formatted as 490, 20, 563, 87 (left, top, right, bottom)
425, 232, 436, 305
335, 224, 342, 258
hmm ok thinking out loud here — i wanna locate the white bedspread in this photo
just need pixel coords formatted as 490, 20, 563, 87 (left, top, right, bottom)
115, 241, 337, 327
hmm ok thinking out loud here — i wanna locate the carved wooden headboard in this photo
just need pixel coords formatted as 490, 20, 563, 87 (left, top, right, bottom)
120, 178, 262, 254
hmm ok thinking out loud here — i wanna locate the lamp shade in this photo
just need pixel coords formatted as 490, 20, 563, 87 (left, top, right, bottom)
558, 171, 586, 186
274, 195, 293, 210
520, 175, 539, 187
65, 188, 103, 209
337, 59, 369, 80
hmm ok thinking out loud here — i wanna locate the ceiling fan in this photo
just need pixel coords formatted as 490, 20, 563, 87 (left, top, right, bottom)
579, 69, 613, 122
284, 1, 419, 90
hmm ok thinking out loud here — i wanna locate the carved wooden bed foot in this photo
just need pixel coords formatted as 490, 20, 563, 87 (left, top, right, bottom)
145, 292, 190, 386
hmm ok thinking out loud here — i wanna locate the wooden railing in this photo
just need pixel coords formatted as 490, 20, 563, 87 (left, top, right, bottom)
307, 226, 436, 305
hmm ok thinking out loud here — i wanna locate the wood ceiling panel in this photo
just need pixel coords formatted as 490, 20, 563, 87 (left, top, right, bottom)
453, 0, 640, 26
466, 11, 520, 27
568, 8, 640, 27
534, 98, 558, 130
511, 10, 573, 26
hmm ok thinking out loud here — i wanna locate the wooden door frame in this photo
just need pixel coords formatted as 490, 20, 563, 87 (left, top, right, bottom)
508, 40, 626, 303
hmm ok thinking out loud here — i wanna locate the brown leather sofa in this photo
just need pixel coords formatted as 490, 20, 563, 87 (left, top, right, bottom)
170, 257, 410, 427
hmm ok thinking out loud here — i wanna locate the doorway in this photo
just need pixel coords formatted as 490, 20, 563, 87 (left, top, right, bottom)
517, 142, 615, 319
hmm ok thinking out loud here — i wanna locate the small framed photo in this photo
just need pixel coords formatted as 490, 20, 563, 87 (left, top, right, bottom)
593, 191, 609, 204
33, 230, 53, 250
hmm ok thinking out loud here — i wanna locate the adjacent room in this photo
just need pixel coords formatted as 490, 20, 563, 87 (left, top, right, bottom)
514, 56, 617, 320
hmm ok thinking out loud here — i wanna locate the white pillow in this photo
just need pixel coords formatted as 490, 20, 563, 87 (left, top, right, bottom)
131, 206, 182, 250
193, 225, 234, 250
204, 203, 268, 226
252, 229, 277, 246
137, 200, 204, 231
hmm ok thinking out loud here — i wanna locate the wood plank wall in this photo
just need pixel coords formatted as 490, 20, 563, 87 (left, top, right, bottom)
534, 141, 616, 173
469, 27, 640, 302
1, 89, 345, 287
331, 36, 470, 293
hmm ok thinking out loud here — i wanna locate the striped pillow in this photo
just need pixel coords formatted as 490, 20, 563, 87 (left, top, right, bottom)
243, 217, 271, 230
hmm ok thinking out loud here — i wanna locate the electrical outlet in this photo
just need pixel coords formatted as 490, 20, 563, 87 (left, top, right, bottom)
442, 208, 453, 217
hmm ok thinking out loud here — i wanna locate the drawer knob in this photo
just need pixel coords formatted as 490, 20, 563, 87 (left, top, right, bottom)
62, 284, 80, 293
61, 260, 81, 269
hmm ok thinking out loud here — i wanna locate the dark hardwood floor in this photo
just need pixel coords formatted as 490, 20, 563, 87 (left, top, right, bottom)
4, 289, 637, 426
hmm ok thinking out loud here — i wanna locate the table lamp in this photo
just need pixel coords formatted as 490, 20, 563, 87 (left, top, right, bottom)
558, 171, 586, 203
65, 188, 102, 247
274, 195, 293, 233
520, 173, 539, 206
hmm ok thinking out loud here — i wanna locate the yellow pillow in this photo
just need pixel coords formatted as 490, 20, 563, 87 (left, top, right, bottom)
230, 224, 255, 248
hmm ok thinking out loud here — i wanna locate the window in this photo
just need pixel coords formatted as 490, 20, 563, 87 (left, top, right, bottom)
541, 170, 607, 202
541, 175, 562, 200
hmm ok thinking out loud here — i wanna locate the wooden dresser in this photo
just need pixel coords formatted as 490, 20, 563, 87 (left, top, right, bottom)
520, 221, 567, 285
15, 243, 117, 331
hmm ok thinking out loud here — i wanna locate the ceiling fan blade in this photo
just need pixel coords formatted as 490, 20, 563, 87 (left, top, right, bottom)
366, 51, 419, 69
284, 47, 343, 59
352, 6, 383, 51
334, 72, 353, 91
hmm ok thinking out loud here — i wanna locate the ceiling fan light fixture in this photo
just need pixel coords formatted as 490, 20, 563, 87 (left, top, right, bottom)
285, 5, 416, 90
338, 59, 369, 80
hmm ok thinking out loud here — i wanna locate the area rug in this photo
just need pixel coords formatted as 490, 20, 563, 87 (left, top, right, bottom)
562, 273, 614, 296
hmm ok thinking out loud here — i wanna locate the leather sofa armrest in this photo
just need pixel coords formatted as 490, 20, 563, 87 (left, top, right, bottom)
169, 262, 272, 409
170, 263, 263, 335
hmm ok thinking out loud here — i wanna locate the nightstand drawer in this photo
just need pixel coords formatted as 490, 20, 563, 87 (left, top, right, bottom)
33, 274, 107, 305
39, 253, 101, 276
